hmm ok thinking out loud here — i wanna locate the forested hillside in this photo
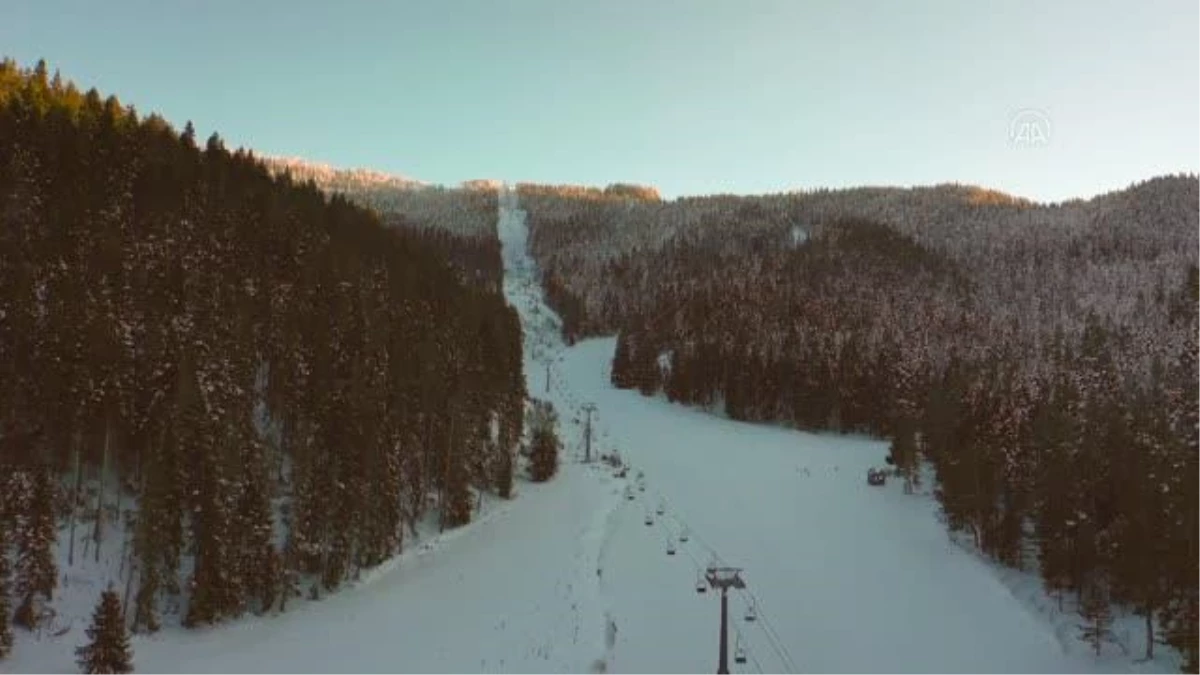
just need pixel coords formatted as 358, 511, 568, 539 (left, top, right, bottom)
518, 178, 1199, 670
260, 156, 505, 292
0, 58, 525, 657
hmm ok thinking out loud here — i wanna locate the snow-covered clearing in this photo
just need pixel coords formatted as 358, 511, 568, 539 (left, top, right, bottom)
5, 184, 1176, 673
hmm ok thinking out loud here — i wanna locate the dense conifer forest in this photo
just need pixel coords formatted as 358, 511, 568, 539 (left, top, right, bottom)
257, 157, 505, 293
518, 178, 1199, 670
0, 58, 526, 650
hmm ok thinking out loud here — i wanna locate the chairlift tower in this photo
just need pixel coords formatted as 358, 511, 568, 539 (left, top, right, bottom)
704, 567, 746, 674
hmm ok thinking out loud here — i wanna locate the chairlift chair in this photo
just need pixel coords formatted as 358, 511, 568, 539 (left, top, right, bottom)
666, 537, 676, 556
644, 512, 653, 526
695, 571, 708, 593
744, 601, 757, 622
656, 501, 665, 516
734, 639, 747, 665
679, 527, 690, 543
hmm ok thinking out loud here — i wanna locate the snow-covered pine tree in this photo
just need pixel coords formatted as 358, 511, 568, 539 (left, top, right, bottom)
887, 419, 920, 495
1030, 374, 1078, 610
0, 511, 13, 659
234, 449, 277, 614
14, 467, 56, 630
528, 400, 560, 483
492, 432, 515, 500
180, 353, 235, 627
1078, 580, 1115, 656
1110, 368, 1173, 661
76, 589, 133, 674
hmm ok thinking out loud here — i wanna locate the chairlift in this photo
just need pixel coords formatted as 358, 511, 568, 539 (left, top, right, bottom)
744, 600, 757, 622
666, 537, 676, 556
644, 512, 653, 526
695, 571, 708, 593
656, 501, 665, 516
734, 638, 747, 665
679, 527, 690, 543
625, 486, 635, 501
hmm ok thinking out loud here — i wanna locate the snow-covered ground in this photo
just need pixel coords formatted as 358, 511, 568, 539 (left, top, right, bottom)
6, 184, 1177, 673
552, 337, 1181, 673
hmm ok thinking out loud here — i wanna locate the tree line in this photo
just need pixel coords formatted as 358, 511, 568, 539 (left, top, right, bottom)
0, 58, 526, 659
519, 179, 1199, 671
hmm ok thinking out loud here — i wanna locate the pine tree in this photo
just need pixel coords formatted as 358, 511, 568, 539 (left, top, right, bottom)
181, 386, 234, 627
1078, 580, 1115, 656
887, 418, 920, 494
493, 436, 515, 499
235, 466, 277, 615
528, 400, 560, 483
441, 441, 474, 529
0, 516, 13, 659
1111, 375, 1173, 661
611, 332, 635, 389
75, 589, 133, 674
14, 467, 57, 630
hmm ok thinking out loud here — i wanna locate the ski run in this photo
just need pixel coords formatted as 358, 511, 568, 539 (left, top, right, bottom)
5, 185, 1179, 673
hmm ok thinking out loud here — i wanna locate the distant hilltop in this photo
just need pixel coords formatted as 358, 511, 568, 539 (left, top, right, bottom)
260, 155, 432, 190
516, 182, 662, 202
461, 178, 505, 191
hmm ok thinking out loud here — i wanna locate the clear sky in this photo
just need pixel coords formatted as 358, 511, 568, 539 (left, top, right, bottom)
5, 0, 1198, 201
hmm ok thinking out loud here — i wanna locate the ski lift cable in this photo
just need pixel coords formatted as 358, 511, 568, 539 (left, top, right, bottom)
746, 603, 797, 674
747, 618, 794, 674
730, 588, 793, 673
732, 623, 767, 674
755, 611, 797, 674
737, 587, 799, 673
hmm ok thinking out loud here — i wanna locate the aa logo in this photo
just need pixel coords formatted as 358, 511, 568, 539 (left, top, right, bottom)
1009, 109, 1052, 147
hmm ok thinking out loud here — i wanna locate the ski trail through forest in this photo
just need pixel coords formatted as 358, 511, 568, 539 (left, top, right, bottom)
497, 184, 626, 672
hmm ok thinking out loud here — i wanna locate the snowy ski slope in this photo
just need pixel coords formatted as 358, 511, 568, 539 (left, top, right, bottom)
5, 185, 1174, 673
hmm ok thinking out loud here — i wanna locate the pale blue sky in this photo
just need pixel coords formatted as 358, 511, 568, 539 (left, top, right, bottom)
5, 0, 1197, 201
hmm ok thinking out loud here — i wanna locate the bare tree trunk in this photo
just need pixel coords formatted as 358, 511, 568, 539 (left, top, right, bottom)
275, 417, 288, 484
120, 441, 141, 581
1144, 610, 1154, 660
440, 414, 454, 534
116, 473, 128, 577
121, 562, 136, 627
93, 410, 112, 563
66, 431, 82, 566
